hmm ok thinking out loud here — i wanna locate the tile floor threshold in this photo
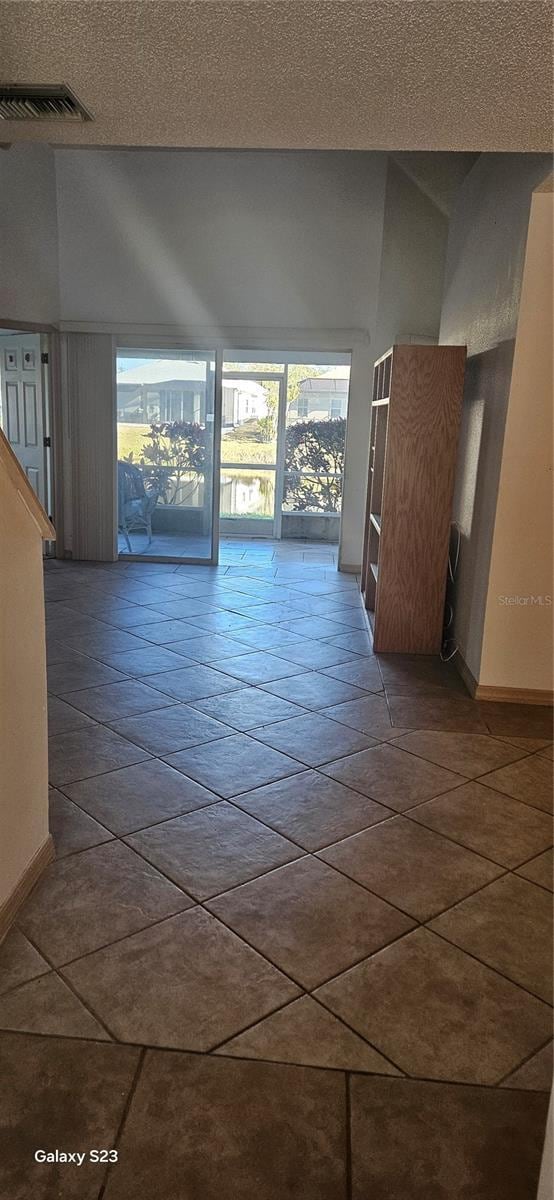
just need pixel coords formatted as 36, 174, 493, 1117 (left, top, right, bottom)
2, 539, 552, 1198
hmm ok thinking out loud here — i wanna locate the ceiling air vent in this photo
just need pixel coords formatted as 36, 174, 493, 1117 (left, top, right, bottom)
0, 84, 92, 122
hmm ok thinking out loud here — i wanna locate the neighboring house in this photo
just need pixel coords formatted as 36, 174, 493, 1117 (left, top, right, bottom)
117, 360, 208, 424
288, 367, 350, 423
117, 360, 267, 428
222, 379, 267, 428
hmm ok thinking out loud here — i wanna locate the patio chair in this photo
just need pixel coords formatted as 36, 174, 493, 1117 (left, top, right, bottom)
117, 460, 160, 553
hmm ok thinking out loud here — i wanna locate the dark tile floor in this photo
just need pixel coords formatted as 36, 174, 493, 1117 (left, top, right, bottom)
1, 538, 552, 1198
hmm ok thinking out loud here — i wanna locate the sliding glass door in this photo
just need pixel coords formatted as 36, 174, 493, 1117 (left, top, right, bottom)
220, 352, 351, 544
116, 348, 217, 561
115, 345, 351, 561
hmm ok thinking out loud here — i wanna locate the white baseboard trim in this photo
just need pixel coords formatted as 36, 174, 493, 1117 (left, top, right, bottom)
456, 654, 554, 705
0, 836, 55, 945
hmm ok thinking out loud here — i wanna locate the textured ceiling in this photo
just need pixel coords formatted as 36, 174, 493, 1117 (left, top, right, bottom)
0, 1, 552, 151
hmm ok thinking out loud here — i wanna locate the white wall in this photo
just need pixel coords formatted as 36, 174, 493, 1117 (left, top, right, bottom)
339, 158, 449, 569
537, 1094, 553, 1200
0, 144, 60, 325
55, 148, 388, 567
0, 454, 50, 914
439, 153, 551, 680
479, 185, 553, 692
373, 159, 448, 361
65, 333, 117, 561
55, 149, 386, 331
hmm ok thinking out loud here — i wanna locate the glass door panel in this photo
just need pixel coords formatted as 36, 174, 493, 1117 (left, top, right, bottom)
220, 468, 276, 520
281, 361, 350, 543
219, 368, 283, 536
116, 348, 216, 561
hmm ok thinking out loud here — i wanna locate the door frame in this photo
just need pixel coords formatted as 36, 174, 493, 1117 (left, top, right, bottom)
0, 324, 56, 553
40, 332, 54, 544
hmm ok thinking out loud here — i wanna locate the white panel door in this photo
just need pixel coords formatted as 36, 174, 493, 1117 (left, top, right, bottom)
0, 334, 46, 507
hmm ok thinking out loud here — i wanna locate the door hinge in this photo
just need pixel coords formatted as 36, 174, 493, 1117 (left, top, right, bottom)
43, 436, 51, 448
41, 352, 49, 365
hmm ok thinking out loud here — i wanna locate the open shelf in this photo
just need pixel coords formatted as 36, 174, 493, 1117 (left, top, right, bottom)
370, 512, 381, 535
373, 349, 392, 403
361, 388, 388, 613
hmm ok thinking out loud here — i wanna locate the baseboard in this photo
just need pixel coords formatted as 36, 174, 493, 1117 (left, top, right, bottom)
455, 654, 479, 698
338, 563, 361, 575
455, 654, 554, 705
476, 684, 554, 706
0, 835, 54, 945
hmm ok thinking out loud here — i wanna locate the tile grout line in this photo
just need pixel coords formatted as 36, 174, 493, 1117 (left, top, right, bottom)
226, 792, 396, 855
304, 992, 407, 1078
399, 787, 554, 866
469, 776, 553, 819
399, 809, 552, 871
197, 835, 418, 925
2, 1024, 551, 1095
345, 1072, 352, 1200
121, 834, 310, 906
373, 736, 538, 776
346, 1061, 552, 1092
52, 790, 224, 846
21, 903, 195, 975
54, 717, 239, 761
0, 1026, 119, 1048
311, 847, 512, 926
206, 994, 310, 1055
97, 1046, 147, 1200
53, 966, 122, 1043
6, 926, 119, 1044
426, 923, 553, 1009
494, 1033, 554, 1086
305, 910, 554, 1012
48, 756, 156, 790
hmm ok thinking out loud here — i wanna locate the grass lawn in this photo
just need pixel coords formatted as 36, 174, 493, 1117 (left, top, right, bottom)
117, 423, 277, 466
117, 424, 151, 461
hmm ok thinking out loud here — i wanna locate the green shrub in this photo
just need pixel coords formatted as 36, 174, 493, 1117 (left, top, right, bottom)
284, 418, 346, 512
128, 421, 208, 504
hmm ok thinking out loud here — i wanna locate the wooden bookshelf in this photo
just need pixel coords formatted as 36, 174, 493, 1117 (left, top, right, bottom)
361, 344, 466, 654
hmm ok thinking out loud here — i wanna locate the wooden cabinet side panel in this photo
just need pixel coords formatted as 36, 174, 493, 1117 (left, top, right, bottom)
374, 346, 465, 653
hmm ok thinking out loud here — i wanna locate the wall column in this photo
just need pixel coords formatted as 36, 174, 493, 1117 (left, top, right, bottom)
66, 332, 117, 561
479, 182, 553, 696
